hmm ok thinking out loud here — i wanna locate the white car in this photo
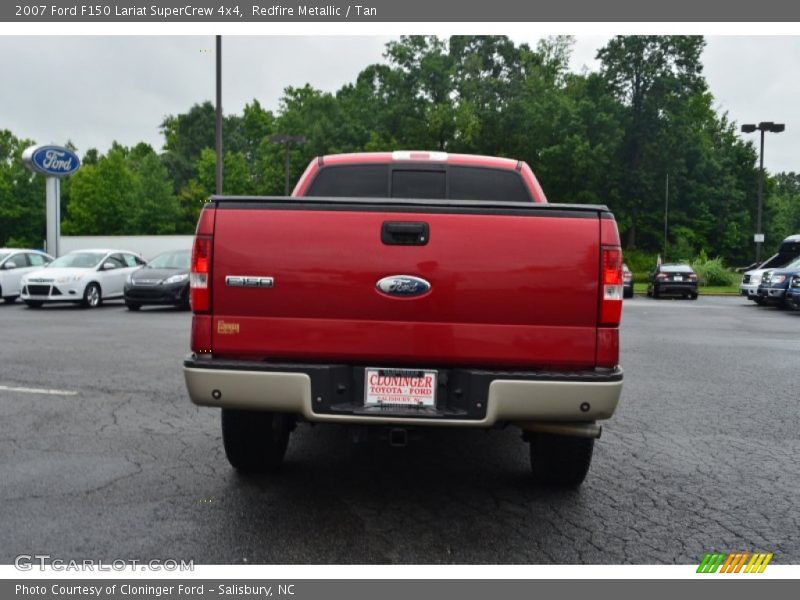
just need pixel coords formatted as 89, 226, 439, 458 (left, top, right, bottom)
741, 234, 800, 302
0, 248, 54, 303
20, 249, 146, 308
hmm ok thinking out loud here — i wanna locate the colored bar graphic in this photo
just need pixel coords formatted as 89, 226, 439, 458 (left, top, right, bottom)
732, 552, 750, 573
697, 553, 713, 573
708, 552, 726, 573
758, 553, 773, 573
699, 551, 773, 573
697, 552, 727, 573
743, 553, 773, 573
719, 553, 736, 573
744, 554, 759, 573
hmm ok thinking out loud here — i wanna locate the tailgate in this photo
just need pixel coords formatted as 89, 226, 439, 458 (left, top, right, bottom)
209, 199, 602, 368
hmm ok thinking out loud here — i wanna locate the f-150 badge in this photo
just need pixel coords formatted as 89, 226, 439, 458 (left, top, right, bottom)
376, 275, 431, 297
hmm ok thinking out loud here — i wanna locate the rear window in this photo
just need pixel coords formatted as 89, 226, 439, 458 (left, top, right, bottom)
661, 265, 693, 273
305, 163, 531, 202
306, 165, 388, 197
391, 170, 446, 199
777, 241, 800, 255
449, 166, 531, 202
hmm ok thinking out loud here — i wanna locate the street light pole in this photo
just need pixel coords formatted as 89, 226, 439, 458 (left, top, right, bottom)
741, 121, 785, 264
664, 172, 669, 261
215, 35, 223, 195
756, 127, 765, 263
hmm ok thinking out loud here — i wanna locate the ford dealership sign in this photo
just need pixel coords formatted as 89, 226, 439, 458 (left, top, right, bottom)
22, 145, 81, 177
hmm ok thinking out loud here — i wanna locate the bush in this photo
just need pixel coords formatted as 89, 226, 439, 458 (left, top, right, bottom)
691, 253, 736, 286
622, 249, 658, 274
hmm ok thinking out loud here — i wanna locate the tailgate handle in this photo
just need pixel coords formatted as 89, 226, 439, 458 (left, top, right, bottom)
381, 221, 429, 246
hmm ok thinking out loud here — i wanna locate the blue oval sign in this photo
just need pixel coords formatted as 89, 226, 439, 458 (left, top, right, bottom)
22, 145, 81, 177
376, 275, 431, 298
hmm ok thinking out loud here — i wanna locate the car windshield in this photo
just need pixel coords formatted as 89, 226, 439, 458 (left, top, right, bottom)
0, 252, 10, 262
47, 252, 106, 269
661, 265, 693, 273
147, 251, 190, 269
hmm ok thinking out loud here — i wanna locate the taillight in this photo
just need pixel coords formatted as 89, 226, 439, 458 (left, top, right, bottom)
687, 273, 697, 281
190, 206, 215, 315
190, 236, 212, 313
656, 273, 668, 280
600, 246, 623, 326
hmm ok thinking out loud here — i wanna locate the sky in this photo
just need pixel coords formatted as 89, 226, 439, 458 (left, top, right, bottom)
1, 35, 799, 174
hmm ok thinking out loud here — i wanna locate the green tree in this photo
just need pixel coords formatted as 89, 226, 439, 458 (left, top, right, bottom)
0, 130, 45, 247
598, 36, 707, 248
765, 172, 800, 251
128, 143, 181, 234
64, 145, 137, 235
160, 101, 218, 192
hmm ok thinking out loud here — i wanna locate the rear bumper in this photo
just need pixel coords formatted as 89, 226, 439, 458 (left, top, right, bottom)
655, 282, 697, 294
183, 356, 623, 428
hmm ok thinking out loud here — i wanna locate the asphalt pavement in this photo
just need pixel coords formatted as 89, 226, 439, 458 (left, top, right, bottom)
0, 295, 798, 564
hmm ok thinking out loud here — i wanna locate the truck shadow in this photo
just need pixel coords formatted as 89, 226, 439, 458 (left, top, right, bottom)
213, 425, 592, 563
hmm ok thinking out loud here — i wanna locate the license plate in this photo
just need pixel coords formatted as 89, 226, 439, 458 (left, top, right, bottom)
364, 368, 437, 407
674, 275, 683, 281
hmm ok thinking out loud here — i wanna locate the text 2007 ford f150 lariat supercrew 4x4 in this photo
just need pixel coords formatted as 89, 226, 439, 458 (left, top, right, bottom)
183, 151, 624, 486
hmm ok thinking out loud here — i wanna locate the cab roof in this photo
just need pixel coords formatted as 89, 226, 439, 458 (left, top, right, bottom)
320, 151, 521, 171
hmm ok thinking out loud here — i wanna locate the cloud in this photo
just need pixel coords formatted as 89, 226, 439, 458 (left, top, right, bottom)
1, 35, 797, 173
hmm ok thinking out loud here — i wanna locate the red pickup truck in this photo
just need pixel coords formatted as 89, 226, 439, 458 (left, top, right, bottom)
184, 151, 624, 486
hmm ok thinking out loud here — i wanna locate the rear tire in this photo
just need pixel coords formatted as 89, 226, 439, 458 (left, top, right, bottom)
125, 302, 141, 311
3, 296, 17, 304
754, 297, 766, 306
221, 409, 293, 473
529, 433, 594, 487
690, 293, 698, 300
24, 300, 43, 308
653, 286, 660, 299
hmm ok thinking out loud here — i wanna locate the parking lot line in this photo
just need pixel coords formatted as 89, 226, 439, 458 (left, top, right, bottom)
0, 384, 78, 396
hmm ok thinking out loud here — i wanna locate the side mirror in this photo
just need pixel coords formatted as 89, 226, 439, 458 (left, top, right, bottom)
4, 261, 18, 269
102, 262, 117, 271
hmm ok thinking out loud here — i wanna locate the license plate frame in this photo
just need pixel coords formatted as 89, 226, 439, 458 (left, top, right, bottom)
364, 368, 437, 408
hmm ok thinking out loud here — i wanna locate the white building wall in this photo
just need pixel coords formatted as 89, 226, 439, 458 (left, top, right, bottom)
60, 236, 193, 260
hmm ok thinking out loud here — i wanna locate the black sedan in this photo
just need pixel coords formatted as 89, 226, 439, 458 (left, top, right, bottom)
623, 263, 634, 298
124, 249, 191, 311
647, 264, 698, 300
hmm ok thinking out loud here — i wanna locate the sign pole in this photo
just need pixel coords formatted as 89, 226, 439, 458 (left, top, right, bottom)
21, 144, 80, 258
45, 177, 60, 257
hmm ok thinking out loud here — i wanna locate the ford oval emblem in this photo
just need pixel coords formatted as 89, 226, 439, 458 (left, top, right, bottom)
22, 145, 81, 178
376, 275, 431, 297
